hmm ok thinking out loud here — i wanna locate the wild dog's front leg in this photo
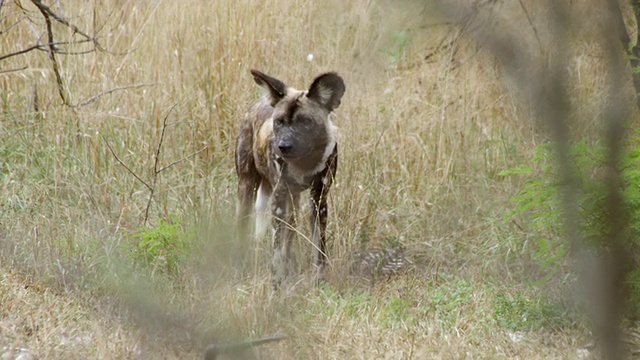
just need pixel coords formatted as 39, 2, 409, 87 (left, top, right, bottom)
310, 150, 337, 281
270, 186, 298, 285
310, 184, 329, 279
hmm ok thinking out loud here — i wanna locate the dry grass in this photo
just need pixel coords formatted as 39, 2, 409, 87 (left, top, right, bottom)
0, 270, 139, 358
0, 0, 632, 358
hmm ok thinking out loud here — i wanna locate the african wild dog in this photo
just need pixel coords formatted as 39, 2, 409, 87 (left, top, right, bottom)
235, 69, 345, 285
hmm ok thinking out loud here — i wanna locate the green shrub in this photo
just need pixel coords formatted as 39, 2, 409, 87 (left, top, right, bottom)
128, 216, 192, 276
502, 131, 640, 316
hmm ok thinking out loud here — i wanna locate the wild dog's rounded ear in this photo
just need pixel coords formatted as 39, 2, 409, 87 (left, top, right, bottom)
250, 69, 289, 107
307, 72, 345, 111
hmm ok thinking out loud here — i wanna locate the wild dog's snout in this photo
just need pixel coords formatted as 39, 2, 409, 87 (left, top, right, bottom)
277, 139, 294, 154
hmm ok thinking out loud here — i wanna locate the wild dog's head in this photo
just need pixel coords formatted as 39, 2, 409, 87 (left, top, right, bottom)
250, 70, 345, 167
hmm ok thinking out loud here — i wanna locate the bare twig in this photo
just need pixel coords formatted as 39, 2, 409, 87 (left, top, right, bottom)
1, 1, 108, 107
153, 105, 178, 174
0, 43, 51, 61
30, 0, 98, 47
73, 83, 161, 108
157, 146, 208, 173
0, 39, 95, 62
0, 66, 27, 74
143, 104, 178, 225
517, 0, 542, 52
102, 135, 152, 191
102, 103, 198, 226
33, 0, 70, 106
0, 11, 24, 35
40, 48, 96, 56
2, 1, 149, 112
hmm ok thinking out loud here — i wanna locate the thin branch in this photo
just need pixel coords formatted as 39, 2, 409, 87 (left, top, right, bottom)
38, 48, 96, 56
517, 0, 542, 52
143, 104, 178, 225
34, 0, 70, 106
15, 0, 109, 107
1, 14, 26, 35
0, 43, 43, 62
30, 0, 97, 45
73, 83, 161, 108
0, 38, 96, 62
153, 104, 178, 175
157, 146, 208, 173
102, 135, 152, 191
103, 104, 194, 226
0, 66, 27, 74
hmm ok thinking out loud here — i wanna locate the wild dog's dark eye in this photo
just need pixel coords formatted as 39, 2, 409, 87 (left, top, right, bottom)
297, 116, 312, 124
274, 117, 285, 125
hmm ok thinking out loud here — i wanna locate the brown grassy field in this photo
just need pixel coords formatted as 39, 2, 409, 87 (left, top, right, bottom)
0, 0, 633, 358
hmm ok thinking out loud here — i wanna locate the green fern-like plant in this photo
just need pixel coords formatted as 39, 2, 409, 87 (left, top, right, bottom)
503, 131, 640, 316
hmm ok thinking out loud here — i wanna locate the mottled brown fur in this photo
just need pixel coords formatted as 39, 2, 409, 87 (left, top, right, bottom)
235, 70, 345, 285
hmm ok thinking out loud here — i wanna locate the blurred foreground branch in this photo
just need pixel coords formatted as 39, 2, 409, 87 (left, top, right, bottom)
436, 0, 633, 358
204, 336, 286, 360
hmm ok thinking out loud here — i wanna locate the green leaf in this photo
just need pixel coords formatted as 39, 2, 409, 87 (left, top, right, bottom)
498, 165, 532, 176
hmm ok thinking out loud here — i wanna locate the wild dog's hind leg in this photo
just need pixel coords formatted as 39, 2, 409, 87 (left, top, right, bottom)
236, 173, 260, 241
235, 126, 261, 241
234, 169, 260, 271
254, 182, 272, 241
